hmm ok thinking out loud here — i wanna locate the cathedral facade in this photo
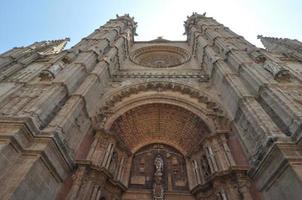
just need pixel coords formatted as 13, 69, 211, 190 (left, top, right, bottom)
0, 13, 302, 200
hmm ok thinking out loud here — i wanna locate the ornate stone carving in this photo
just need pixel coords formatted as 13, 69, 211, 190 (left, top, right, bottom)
153, 155, 165, 200
184, 12, 207, 35
201, 155, 211, 179
112, 71, 208, 81
115, 14, 137, 36
130, 45, 191, 68
129, 144, 188, 192
263, 60, 290, 80
249, 50, 266, 63
39, 63, 63, 81
110, 103, 210, 153
97, 81, 226, 129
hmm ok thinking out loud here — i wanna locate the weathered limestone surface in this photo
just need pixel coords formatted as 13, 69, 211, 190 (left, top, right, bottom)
0, 13, 302, 200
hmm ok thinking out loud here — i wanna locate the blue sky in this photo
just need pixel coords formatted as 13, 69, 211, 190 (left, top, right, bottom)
0, 0, 301, 53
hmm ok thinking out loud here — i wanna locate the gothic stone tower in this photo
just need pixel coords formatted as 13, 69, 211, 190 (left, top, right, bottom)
0, 13, 302, 200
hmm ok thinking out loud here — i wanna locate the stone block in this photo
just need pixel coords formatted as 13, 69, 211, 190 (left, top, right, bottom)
54, 64, 87, 94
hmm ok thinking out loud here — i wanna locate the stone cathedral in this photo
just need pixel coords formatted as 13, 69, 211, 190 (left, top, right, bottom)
1, 13, 302, 200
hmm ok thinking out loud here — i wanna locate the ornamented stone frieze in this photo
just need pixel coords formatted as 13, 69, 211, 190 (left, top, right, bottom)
112, 71, 208, 81
96, 81, 226, 132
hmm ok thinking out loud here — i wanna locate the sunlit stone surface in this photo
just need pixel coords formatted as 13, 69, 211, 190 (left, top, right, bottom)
0, 13, 302, 200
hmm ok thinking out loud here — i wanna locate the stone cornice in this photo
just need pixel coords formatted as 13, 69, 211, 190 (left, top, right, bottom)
0, 116, 74, 181
76, 160, 128, 191
191, 166, 250, 195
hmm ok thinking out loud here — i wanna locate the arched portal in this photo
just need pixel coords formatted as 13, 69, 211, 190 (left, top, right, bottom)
108, 102, 210, 200
66, 90, 253, 200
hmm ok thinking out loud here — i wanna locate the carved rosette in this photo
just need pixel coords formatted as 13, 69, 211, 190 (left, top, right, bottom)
130, 45, 190, 68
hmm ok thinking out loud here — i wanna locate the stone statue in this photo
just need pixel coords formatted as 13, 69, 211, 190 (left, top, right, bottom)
154, 155, 163, 174
153, 155, 164, 200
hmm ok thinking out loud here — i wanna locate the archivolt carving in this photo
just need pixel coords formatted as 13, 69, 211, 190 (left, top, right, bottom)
96, 81, 230, 133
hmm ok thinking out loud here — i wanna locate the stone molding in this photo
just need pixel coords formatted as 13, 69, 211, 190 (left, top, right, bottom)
0, 117, 73, 181
96, 81, 228, 131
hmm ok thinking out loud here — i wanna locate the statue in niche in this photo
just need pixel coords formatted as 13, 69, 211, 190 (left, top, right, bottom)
153, 155, 164, 200
201, 155, 211, 179
154, 155, 163, 174
109, 151, 118, 175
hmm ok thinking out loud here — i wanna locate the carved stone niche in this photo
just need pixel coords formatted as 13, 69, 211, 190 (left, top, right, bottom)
129, 143, 189, 193
189, 131, 256, 200
66, 164, 126, 200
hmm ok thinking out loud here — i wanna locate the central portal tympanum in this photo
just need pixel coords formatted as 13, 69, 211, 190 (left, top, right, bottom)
129, 143, 188, 195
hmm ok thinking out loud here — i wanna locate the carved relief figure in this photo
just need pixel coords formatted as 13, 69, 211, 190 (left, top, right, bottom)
154, 155, 163, 174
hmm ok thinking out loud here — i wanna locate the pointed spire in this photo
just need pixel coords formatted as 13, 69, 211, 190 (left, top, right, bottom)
35, 37, 70, 55
258, 35, 302, 53
114, 14, 138, 36
0, 37, 70, 68
184, 12, 207, 34
258, 35, 302, 62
